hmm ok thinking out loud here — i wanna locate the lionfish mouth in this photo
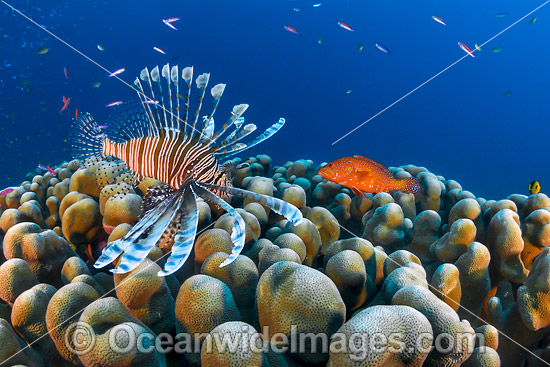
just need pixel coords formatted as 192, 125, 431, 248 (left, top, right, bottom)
71, 63, 303, 276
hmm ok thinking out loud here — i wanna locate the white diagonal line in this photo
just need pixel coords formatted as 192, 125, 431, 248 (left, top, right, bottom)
332, 1, 549, 145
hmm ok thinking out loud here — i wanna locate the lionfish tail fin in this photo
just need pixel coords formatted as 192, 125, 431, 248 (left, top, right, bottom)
158, 185, 199, 276
203, 183, 303, 225
193, 183, 246, 267
70, 112, 106, 160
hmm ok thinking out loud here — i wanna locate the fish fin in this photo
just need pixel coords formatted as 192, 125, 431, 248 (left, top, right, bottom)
70, 112, 106, 160
109, 187, 185, 274
214, 118, 285, 159
158, 185, 199, 276
193, 183, 245, 267
351, 186, 368, 199
355, 171, 372, 181
202, 183, 303, 225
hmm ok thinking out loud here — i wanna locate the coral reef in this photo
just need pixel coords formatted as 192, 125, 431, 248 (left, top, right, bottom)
0, 155, 549, 366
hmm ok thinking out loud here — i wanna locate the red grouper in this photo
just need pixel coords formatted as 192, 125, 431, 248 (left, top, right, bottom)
317, 155, 420, 195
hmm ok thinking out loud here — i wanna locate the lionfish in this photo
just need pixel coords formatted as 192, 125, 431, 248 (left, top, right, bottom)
71, 63, 303, 276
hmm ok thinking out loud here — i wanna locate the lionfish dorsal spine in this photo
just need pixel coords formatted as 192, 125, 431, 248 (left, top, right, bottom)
209, 103, 249, 144
161, 64, 174, 130
190, 73, 210, 138
170, 65, 180, 130
151, 66, 169, 128
181, 66, 194, 133
142, 67, 163, 131
214, 118, 286, 159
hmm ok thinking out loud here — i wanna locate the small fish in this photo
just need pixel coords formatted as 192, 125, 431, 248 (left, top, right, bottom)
492, 46, 503, 53
97, 44, 105, 51
92, 81, 101, 88
293, 7, 302, 12
313, 3, 323, 7
317, 156, 420, 195
38, 164, 47, 170
495, 13, 508, 18
504, 91, 512, 97
318, 37, 323, 45
60, 96, 70, 113
337, 21, 353, 31
529, 180, 541, 195
432, 16, 446, 26
458, 41, 475, 57
375, 42, 391, 54
529, 17, 537, 24
143, 99, 159, 104
46, 165, 55, 175
358, 43, 364, 52
163, 19, 178, 30
165, 17, 180, 23
97, 125, 109, 129
153, 46, 166, 54
346, 89, 352, 94
0, 188, 14, 196
37, 46, 49, 55
75, 108, 79, 119
475, 44, 482, 51
106, 101, 123, 107
64, 66, 68, 79
284, 25, 299, 34
108, 68, 125, 77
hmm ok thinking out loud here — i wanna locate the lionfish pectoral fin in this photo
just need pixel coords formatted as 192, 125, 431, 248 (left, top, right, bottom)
193, 183, 246, 267
94, 187, 178, 271
110, 188, 185, 274
158, 185, 199, 276
202, 183, 303, 226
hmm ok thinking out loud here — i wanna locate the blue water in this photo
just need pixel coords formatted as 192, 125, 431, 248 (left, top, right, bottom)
0, 0, 548, 200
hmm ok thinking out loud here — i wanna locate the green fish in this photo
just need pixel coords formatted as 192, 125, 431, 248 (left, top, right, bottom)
97, 44, 105, 51
492, 46, 503, 53
358, 43, 364, 52
346, 89, 352, 94
37, 46, 49, 55
92, 81, 101, 88
318, 37, 323, 45
529, 17, 537, 24
504, 91, 512, 97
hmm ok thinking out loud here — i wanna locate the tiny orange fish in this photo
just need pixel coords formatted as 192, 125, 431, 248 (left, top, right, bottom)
75, 108, 79, 120
317, 155, 420, 195
60, 96, 70, 113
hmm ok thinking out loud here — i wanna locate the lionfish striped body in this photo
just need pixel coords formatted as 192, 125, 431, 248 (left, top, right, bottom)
71, 63, 302, 276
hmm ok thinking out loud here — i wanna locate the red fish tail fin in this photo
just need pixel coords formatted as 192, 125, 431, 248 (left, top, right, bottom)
401, 177, 420, 194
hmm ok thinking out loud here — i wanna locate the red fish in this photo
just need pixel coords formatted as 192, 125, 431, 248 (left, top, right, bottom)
60, 96, 70, 113
46, 165, 56, 175
317, 155, 420, 195
75, 108, 79, 120
64, 66, 68, 79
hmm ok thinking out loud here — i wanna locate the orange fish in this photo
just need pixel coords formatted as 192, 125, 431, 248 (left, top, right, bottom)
317, 155, 420, 195
60, 96, 70, 113
75, 108, 79, 120
64, 66, 68, 79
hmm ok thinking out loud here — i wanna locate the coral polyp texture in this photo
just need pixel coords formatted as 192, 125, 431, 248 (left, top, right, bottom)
1, 155, 550, 366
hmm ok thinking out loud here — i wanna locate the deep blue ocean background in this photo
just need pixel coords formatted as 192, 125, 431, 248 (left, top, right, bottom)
0, 0, 548, 200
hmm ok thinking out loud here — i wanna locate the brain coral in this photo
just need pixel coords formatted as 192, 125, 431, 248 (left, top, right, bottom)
327, 305, 432, 367
3, 222, 76, 287
257, 261, 346, 364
